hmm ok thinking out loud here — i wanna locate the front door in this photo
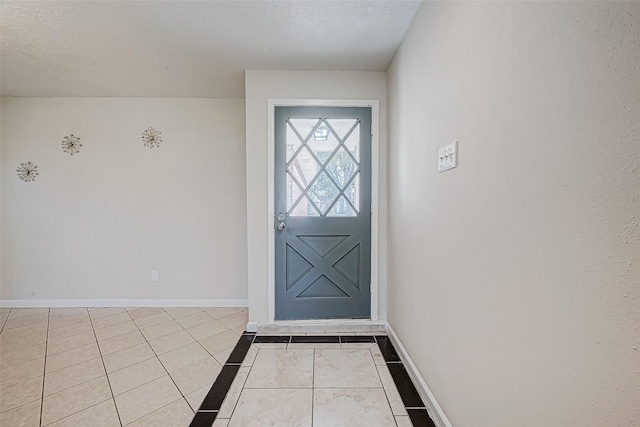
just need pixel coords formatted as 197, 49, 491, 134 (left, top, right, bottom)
274, 106, 372, 320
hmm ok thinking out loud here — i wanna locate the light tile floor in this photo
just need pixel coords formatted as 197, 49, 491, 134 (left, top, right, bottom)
0, 307, 248, 426
1, 308, 420, 427
215, 338, 412, 427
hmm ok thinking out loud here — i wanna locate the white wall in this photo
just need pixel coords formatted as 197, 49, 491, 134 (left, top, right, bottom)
387, 2, 639, 426
245, 70, 387, 323
1, 97, 248, 304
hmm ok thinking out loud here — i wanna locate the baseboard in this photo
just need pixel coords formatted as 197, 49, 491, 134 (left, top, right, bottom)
0, 299, 249, 308
387, 324, 453, 427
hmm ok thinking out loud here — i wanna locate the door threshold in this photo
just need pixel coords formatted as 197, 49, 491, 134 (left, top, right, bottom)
252, 319, 387, 334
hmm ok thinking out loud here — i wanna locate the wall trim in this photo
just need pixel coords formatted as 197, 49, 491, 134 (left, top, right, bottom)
0, 299, 249, 308
387, 324, 453, 427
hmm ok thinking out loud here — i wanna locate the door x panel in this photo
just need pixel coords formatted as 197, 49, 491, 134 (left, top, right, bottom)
285, 233, 361, 299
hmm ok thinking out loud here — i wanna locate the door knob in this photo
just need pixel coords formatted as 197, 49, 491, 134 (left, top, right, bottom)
276, 212, 286, 231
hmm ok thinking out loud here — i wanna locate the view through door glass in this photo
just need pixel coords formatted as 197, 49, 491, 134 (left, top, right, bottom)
275, 106, 372, 320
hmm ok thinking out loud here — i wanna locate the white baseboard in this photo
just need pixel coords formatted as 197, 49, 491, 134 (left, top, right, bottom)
246, 321, 258, 333
387, 324, 452, 427
0, 299, 249, 308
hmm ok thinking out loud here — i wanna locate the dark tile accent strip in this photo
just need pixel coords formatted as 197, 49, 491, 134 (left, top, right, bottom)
191, 332, 256, 426
407, 409, 437, 427
192, 333, 437, 427
198, 364, 240, 411
387, 361, 425, 409
376, 337, 440, 426
375, 335, 401, 362
226, 333, 255, 364
253, 335, 291, 343
340, 335, 375, 343
290, 335, 339, 343
189, 411, 217, 427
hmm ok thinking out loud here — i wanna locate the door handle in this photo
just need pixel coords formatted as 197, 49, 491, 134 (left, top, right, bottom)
276, 213, 286, 231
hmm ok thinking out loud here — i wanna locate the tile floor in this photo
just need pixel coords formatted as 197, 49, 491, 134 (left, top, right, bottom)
191, 334, 435, 427
1, 308, 433, 427
0, 306, 248, 426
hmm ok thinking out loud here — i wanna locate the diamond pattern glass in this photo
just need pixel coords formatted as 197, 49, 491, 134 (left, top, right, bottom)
341, 123, 361, 164
287, 146, 317, 188
327, 195, 356, 217
326, 147, 358, 189
289, 118, 320, 142
286, 122, 303, 163
286, 117, 361, 217
308, 121, 340, 163
309, 171, 340, 215
326, 119, 358, 140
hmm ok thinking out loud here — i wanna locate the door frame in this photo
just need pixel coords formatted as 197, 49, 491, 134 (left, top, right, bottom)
267, 99, 380, 323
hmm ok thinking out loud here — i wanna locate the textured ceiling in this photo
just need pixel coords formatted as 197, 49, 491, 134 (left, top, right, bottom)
0, 1, 421, 98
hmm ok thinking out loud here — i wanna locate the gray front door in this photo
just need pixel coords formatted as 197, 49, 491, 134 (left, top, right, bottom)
275, 106, 372, 320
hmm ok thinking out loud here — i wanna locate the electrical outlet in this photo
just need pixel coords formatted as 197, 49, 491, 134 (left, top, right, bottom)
151, 270, 159, 282
438, 141, 458, 172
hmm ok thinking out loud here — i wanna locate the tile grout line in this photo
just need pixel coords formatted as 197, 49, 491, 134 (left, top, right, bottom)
134, 308, 240, 375
90, 318, 133, 334
2, 308, 241, 427
0, 308, 12, 334
128, 307, 193, 409
220, 345, 255, 421
41, 398, 114, 426
1, 308, 12, 332
194, 333, 391, 426
123, 305, 240, 424
191, 332, 255, 426
30, 313, 118, 425
44, 341, 105, 374
0, 332, 47, 353
89, 308, 125, 427
177, 309, 240, 356
0, 318, 50, 343
375, 336, 435, 427
144, 308, 240, 361
48, 315, 94, 332
373, 351, 402, 427
103, 306, 209, 427
0, 307, 241, 427
38, 308, 50, 427
128, 397, 187, 426
42, 355, 106, 386
368, 336, 398, 426
0, 345, 48, 371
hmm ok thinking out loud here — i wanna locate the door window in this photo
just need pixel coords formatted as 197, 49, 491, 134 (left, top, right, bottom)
285, 118, 361, 217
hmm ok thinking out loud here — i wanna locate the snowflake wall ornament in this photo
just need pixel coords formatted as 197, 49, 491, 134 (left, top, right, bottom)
141, 127, 162, 149
16, 161, 39, 182
61, 134, 82, 155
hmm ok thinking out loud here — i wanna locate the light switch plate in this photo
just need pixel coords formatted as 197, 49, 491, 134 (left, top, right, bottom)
438, 141, 458, 172
151, 270, 159, 282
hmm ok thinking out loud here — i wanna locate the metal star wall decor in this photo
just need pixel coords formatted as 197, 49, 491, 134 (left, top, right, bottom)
141, 127, 162, 149
16, 161, 39, 182
61, 134, 82, 155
